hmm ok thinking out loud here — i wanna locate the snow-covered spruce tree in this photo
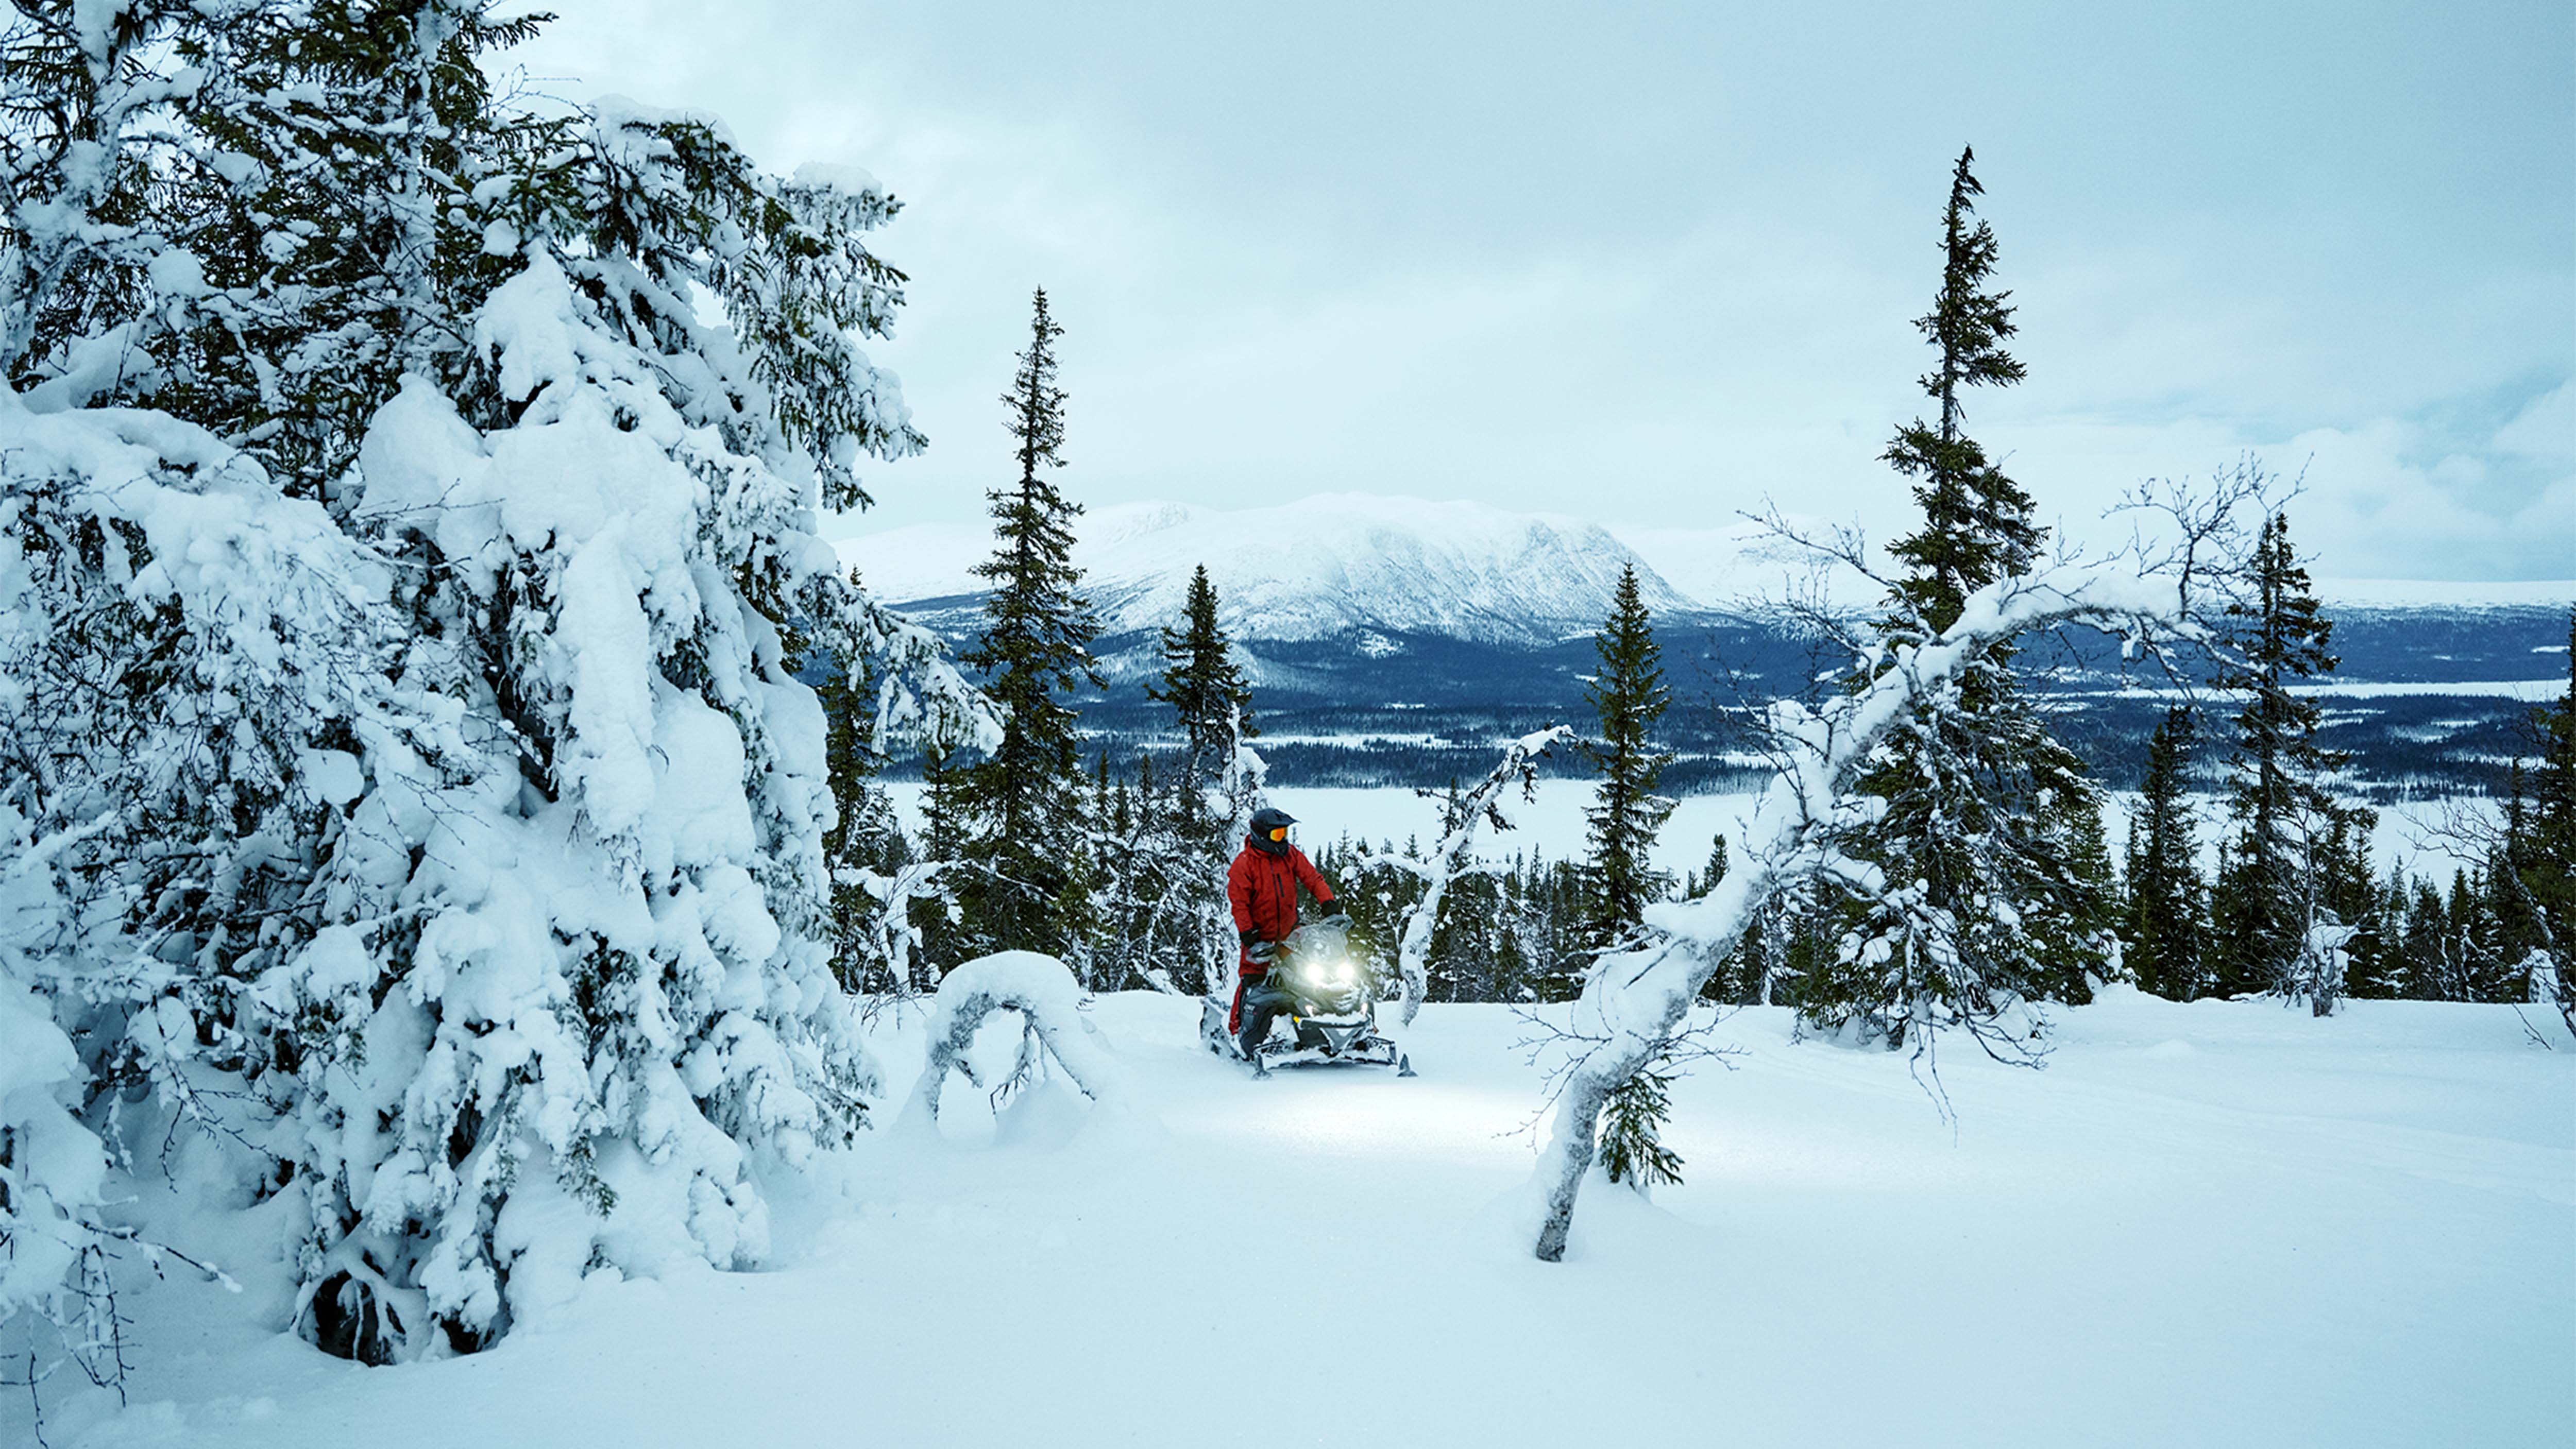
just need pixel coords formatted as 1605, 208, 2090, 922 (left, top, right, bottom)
131, 1, 567, 499
9, 2, 988, 1362
1, 0, 201, 374
2210, 510, 2371, 1005
2349, 865, 2413, 999
169, 77, 981, 1359
951, 288, 1103, 964
318, 114, 982, 1358
1577, 566, 1681, 1190
0, 0, 453, 1379
1804, 145, 2109, 1052
1145, 563, 1265, 994
1082, 749, 1215, 993
1316, 832, 1423, 997
1079, 753, 1150, 991
0, 393, 422, 1365
1685, 833, 1727, 898
1678, 837, 1776, 1007
0, 804, 119, 1393
1686, 835, 1742, 1002
2123, 707, 2207, 999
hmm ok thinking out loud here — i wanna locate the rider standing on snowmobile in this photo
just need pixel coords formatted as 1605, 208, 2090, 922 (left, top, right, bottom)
1228, 806, 1341, 1061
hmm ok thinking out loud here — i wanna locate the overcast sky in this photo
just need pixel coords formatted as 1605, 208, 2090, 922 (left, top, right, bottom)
513, 1, 2571, 580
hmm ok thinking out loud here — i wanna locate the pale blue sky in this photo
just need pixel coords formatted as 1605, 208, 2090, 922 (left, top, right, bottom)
516, 1, 2573, 579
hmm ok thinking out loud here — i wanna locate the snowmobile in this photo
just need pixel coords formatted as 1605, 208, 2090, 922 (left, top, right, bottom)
1200, 916, 1413, 1077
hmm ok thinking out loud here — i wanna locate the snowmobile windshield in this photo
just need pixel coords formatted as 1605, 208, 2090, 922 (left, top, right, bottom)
1280, 919, 1369, 1013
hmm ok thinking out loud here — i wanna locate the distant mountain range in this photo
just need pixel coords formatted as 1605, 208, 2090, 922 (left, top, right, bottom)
837, 495, 1700, 647
838, 493, 2571, 641
832, 495, 2572, 793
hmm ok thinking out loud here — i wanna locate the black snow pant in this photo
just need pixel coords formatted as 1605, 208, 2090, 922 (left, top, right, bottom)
1236, 971, 1294, 1059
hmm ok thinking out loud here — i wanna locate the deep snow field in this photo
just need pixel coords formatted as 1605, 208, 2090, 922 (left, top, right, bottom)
10, 990, 2567, 1448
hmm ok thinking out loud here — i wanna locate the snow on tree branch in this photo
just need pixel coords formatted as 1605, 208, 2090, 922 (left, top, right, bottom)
1381, 726, 1570, 1027
899, 951, 1138, 1130
801, 567, 1002, 760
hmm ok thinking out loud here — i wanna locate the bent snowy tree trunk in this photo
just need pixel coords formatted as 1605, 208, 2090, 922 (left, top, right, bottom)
1388, 727, 1568, 1025
1528, 566, 2193, 1262
903, 950, 1133, 1127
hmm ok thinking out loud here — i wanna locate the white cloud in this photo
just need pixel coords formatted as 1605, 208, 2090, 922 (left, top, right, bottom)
507, 0, 2573, 581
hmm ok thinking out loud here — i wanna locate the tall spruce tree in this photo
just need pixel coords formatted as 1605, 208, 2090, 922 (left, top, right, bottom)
954, 288, 1102, 960
1805, 145, 2109, 1050
2212, 510, 2370, 998
2124, 708, 2207, 999
1580, 567, 1682, 1191
1883, 146, 2040, 630
1580, 565, 1677, 952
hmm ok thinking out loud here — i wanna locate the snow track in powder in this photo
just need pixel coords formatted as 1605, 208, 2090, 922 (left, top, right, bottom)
11, 994, 2568, 1448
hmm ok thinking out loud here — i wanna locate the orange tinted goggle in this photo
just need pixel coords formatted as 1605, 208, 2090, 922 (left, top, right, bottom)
1267, 826, 1288, 842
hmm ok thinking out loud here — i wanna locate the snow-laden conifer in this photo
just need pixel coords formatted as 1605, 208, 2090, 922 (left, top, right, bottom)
0, 802, 118, 1393
2518, 612, 2574, 1033
280, 107, 984, 1355
5, 1, 992, 1364
130, 1, 567, 497
0, 0, 457, 1377
1579, 565, 1676, 952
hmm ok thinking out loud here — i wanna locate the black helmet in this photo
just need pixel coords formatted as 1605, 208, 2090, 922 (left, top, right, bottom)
1249, 806, 1297, 853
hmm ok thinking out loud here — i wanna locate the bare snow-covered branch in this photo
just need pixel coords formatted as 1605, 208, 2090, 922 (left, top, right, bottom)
899, 951, 1136, 1130
1386, 726, 1569, 1026
1522, 540, 2237, 1262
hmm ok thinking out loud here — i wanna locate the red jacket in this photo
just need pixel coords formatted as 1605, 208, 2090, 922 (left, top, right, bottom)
1227, 839, 1334, 974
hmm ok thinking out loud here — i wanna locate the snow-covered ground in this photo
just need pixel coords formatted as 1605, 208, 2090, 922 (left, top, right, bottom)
15, 993, 2567, 1448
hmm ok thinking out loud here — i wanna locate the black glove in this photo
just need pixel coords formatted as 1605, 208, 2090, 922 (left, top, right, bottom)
1248, 939, 1279, 965
1238, 928, 1260, 949
1320, 899, 1344, 918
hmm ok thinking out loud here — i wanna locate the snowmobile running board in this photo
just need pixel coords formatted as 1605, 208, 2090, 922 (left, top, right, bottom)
1199, 995, 1413, 1078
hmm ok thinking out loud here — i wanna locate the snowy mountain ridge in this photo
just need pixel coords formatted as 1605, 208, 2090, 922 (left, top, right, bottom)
834, 494, 1707, 645
836, 495, 2573, 647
